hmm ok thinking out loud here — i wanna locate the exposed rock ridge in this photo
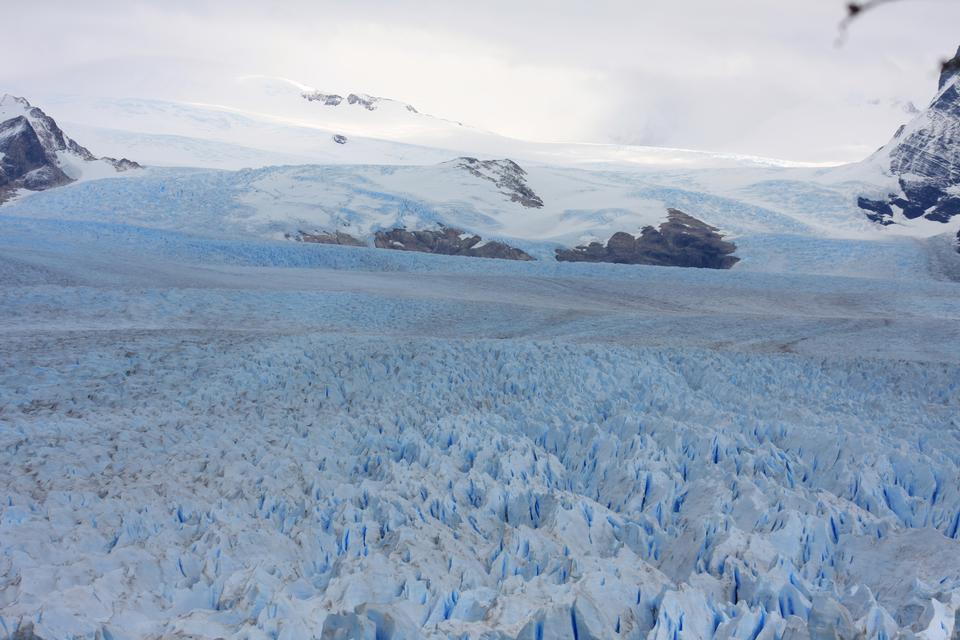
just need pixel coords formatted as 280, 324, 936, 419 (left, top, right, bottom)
301, 90, 419, 113
450, 157, 544, 208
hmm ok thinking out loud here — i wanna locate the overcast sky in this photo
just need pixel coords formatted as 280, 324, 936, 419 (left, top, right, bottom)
5, 0, 960, 162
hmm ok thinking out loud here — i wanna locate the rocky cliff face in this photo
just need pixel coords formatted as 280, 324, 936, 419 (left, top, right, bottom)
859, 46, 960, 225
0, 116, 73, 199
0, 95, 141, 202
450, 157, 544, 208
556, 209, 739, 269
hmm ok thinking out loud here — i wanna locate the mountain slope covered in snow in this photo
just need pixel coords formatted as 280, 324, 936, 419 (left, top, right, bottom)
29, 79, 824, 173
0, 95, 140, 202
6, 79, 957, 278
857, 47, 960, 227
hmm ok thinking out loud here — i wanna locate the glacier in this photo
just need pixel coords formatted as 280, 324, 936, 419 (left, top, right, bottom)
2, 78, 960, 639
7, 19, 960, 637
1, 217, 959, 639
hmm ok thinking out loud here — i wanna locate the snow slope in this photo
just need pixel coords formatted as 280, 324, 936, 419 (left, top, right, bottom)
0, 223, 959, 640
50, 97, 459, 170
35, 91, 821, 172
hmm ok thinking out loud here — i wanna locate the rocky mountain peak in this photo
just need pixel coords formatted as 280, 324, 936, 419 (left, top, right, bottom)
858, 45, 960, 226
0, 95, 141, 202
0, 115, 72, 196
1, 94, 91, 159
301, 90, 419, 113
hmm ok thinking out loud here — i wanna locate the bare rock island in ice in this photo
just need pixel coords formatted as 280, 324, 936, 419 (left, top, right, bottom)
555, 209, 739, 269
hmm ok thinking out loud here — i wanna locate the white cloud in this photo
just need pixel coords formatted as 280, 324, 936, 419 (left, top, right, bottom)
3, 0, 959, 161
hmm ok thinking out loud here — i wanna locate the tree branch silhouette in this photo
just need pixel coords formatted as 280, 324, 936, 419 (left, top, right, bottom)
836, 0, 903, 45
837, 0, 958, 81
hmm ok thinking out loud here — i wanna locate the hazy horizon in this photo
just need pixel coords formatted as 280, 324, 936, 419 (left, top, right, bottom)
5, 0, 960, 162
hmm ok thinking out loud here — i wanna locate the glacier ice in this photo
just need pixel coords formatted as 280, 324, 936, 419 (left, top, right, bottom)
0, 223, 959, 639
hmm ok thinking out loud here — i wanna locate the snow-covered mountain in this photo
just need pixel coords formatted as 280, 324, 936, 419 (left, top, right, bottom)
20, 75, 494, 170
857, 47, 960, 226
4, 63, 959, 275
0, 94, 140, 202
0, 113, 73, 198
28, 75, 820, 173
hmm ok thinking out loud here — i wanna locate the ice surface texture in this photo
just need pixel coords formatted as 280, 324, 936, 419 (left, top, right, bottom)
1, 223, 959, 639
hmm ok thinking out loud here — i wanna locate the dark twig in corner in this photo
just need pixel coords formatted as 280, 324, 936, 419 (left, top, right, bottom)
836, 0, 902, 45
837, 0, 957, 80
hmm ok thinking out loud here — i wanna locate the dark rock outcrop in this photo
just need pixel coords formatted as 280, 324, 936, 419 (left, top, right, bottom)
556, 209, 739, 269
302, 91, 343, 106
302, 90, 420, 114
332, 134, 348, 145
347, 93, 378, 111
288, 230, 364, 246
0, 94, 140, 203
857, 197, 896, 225
0, 116, 72, 201
451, 157, 544, 208
374, 227, 533, 261
859, 45, 960, 225
102, 157, 143, 172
